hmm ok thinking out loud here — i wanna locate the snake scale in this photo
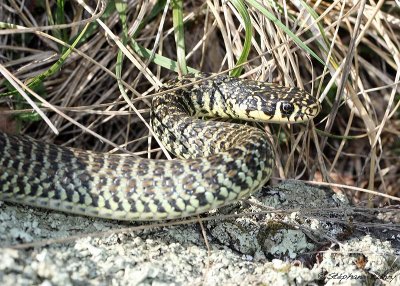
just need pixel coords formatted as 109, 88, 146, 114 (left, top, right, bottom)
0, 73, 320, 221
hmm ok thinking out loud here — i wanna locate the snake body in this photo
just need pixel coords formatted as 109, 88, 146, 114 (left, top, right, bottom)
0, 73, 320, 221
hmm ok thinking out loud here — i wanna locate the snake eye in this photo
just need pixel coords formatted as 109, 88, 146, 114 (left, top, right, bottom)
280, 102, 294, 115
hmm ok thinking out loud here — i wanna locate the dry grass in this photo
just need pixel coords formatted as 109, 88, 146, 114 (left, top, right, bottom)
0, 0, 399, 211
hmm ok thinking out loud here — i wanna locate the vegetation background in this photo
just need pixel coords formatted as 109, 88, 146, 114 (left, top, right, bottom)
0, 1, 399, 225
1, 0, 400, 284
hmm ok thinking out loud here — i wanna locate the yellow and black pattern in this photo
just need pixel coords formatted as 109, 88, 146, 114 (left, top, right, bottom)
0, 73, 320, 221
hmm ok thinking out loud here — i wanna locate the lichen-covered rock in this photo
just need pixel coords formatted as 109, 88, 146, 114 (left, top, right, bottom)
0, 182, 398, 285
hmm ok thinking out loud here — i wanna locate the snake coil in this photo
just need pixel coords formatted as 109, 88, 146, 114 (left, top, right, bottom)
0, 73, 320, 220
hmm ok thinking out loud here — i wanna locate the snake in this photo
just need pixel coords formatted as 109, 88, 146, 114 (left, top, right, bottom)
0, 73, 320, 221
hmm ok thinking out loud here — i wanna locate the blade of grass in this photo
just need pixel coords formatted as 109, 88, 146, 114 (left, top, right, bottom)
54, 0, 68, 45
229, 0, 252, 77
0, 22, 90, 98
0, 64, 58, 134
171, 0, 188, 75
115, 0, 128, 36
296, 0, 339, 70
245, 0, 325, 66
133, 0, 168, 38
129, 40, 199, 74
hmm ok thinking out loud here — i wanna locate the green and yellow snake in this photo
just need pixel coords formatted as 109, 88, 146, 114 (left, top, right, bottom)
0, 73, 320, 221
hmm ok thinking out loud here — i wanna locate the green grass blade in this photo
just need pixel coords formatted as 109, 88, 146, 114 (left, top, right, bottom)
298, 0, 339, 68
246, 0, 325, 66
115, 0, 129, 106
115, 0, 128, 37
171, 0, 188, 75
229, 0, 253, 77
0, 23, 90, 97
133, 0, 168, 38
54, 0, 68, 45
129, 40, 198, 74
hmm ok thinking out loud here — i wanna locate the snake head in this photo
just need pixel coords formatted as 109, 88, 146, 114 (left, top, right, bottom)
227, 80, 321, 124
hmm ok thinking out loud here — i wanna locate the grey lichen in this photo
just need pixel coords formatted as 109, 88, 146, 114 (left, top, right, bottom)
0, 182, 398, 285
